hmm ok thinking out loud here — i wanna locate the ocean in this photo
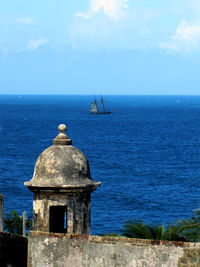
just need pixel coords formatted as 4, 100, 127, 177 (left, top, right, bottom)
0, 95, 200, 234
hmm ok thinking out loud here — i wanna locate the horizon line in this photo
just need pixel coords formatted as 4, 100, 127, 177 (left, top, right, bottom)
0, 94, 200, 96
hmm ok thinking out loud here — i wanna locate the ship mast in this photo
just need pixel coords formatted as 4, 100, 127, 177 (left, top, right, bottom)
100, 96, 105, 113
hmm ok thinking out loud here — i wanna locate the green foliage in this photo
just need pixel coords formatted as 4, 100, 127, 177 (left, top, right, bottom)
122, 220, 165, 240
164, 224, 187, 242
113, 210, 200, 242
4, 210, 32, 235
122, 220, 155, 239
122, 220, 188, 242
175, 211, 200, 242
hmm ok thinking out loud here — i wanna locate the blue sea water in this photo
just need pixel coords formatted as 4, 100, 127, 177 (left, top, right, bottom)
0, 95, 200, 235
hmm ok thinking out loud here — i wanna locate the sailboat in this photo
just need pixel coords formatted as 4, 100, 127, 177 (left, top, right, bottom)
90, 97, 112, 114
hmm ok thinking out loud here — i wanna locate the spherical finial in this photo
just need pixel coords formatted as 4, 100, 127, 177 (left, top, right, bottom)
53, 124, 72, 145
58, 124, 67, 134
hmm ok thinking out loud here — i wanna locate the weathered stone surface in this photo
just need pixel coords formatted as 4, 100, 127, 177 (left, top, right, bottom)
33, 192, 91, 234
24, 124, 100, 235
28, 231, 200, 267
178, 248, 200, 267
24, 145, 100, 190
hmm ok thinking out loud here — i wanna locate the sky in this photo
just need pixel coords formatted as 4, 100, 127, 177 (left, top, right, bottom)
1, 0, 200, 95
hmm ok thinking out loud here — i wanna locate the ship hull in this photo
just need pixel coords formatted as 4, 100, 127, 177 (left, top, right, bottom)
90, 111, 112, 114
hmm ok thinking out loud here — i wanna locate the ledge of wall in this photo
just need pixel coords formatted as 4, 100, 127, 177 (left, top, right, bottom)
28, 231, 200, 267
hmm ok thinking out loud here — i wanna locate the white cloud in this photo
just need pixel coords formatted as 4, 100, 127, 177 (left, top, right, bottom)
174, 21, 200, 42
17, 17, 36, 25
26, 38, 49, 51
71, 0, 200, 54
159, 0, 200, 54
71, 2, 159, 51
76, 0, 129, 21
160, 20, 200, 53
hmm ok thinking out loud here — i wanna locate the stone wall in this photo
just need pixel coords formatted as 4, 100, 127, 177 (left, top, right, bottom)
28, 231, 200, 267
33, 192, 91, 234
0, 231, 27, 267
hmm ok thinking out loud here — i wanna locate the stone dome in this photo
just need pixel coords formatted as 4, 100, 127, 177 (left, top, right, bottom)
24, 124, 101, 191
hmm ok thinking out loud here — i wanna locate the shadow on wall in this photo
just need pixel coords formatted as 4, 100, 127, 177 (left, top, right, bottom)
0, 231, 27, 267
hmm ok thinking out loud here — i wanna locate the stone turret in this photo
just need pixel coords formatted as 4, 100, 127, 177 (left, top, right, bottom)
24, 124, 101, 234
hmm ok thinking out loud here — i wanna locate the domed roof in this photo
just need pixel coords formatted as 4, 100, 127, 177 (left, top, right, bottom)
24, 124, 101, 191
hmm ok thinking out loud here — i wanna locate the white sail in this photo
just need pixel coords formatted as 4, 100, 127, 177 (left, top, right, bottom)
90, 100, 98, 113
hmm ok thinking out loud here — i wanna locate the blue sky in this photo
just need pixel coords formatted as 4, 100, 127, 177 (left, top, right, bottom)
1, 0, 200, 95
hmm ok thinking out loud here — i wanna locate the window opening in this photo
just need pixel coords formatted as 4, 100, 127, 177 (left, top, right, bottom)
49, 206, 67, 233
